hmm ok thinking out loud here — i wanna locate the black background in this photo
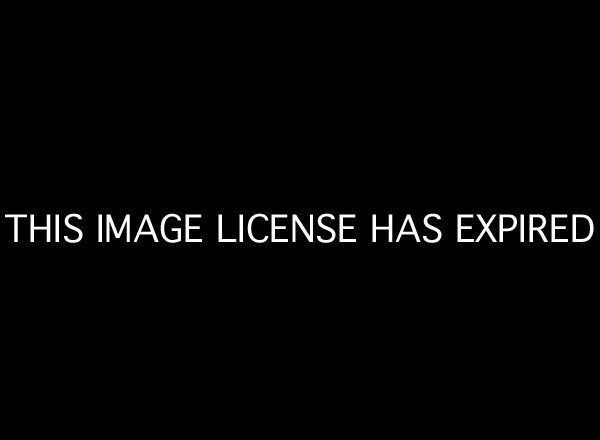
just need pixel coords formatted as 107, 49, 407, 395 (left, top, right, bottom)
1, 6, 597, 434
